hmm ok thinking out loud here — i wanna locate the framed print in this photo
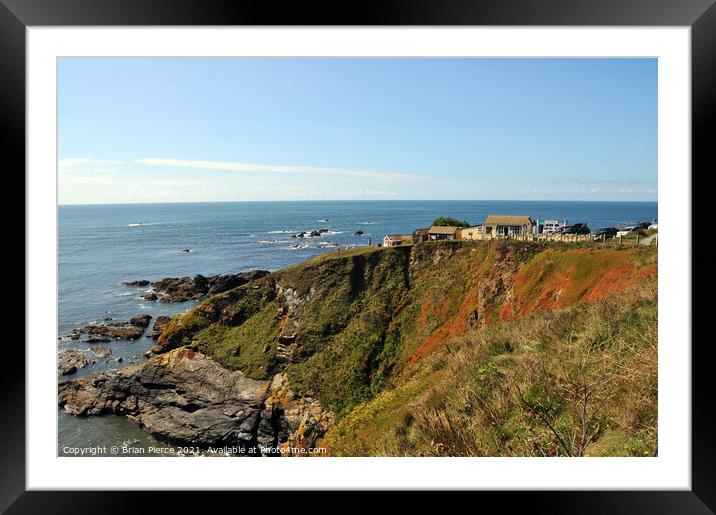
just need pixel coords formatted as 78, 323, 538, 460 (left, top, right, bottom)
3, 0, 714, 512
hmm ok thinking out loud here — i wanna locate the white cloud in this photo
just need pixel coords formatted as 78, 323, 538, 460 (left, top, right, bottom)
59, 158, 125, 175
135, 158, 428, 181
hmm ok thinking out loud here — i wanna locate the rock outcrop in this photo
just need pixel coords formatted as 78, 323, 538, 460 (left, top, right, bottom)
147, 315, 171, 339
58, 349, 90, 376
265, 373, 335, 454
89, 346, 112, 357
58, 347, 333, 453
77, 314, 152, 341
130, 269, 270, 303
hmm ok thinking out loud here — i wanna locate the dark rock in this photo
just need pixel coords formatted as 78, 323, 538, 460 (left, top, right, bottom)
116, 357, 123, 363
80, 324, 144, 340
147, 315, 171, 339
58, 349, 333, 452
58, 349, 89, 376
310, 230, 320, 237
78, 314, 151, 341
129, 314, 152, 328
148, 270, 270, 303
318, 229, 329, 234
278, 333, 296, 345
89, 346, 112, 357
354, 230, 364, 236
122, 280, 150, 287
193, 274, 209, 291
86, 337, 111, 343
58, 349, 272, 449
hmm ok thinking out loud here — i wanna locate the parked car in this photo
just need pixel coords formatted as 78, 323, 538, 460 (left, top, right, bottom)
593, 227, 618, 239
616, 226, 637, 237
557, 223, 590, 235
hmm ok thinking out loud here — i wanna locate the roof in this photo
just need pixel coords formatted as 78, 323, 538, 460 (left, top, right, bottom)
428, 225, 460, 235
413, 227, 430, 235
385, 234, 410, 240
484, 215, 533, 226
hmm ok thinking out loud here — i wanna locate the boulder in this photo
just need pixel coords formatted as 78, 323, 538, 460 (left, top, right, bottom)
77, 314, 152, 341
86, 337, 111, 344
129, 314, 152, 328
58, 349, 89, 376
122, 280, 150, 287
89, 346, 112, 357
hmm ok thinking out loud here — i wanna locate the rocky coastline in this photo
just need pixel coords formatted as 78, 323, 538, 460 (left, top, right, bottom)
125, 269, 269, 303
59, 266, 333, 454
58, 347, 332, 454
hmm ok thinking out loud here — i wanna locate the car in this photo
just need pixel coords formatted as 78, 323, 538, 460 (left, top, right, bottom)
593, 227, 618, 239
616, 226, 637, 237
557, 223, 591, 235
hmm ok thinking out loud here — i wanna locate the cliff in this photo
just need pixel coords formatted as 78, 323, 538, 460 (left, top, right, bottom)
59, 239, 657, 454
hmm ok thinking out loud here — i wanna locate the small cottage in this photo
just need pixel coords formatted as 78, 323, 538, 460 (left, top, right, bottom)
483, 215, 534, 237
412, 227, 430, 243
428, 226, 461, 241
383, 234, 410, 247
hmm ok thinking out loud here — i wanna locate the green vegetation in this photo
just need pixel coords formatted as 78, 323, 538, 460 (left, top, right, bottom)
432, 216, 471, 227
154, 238, 657, 456
193, 300, 281, 379
321, 277, 657, 457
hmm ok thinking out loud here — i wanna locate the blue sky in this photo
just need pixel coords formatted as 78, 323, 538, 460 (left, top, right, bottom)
58, 58, 657, 204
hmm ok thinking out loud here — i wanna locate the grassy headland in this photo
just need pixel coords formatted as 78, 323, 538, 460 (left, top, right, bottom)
152, 239, 657, 455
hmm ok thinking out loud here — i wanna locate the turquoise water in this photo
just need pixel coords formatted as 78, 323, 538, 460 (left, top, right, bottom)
57, 200, 657, 452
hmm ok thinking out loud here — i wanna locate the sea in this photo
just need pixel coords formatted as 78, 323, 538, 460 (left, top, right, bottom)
57, 200, 657, 455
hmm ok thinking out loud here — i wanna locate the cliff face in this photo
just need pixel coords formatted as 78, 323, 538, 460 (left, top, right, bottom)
153, 240, 656, 415
59, 240, 657, 452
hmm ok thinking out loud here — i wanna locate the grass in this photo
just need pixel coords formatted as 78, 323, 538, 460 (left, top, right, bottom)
152, 238, 657, 444
193, 300, 281, 379
321, 276, 657, 457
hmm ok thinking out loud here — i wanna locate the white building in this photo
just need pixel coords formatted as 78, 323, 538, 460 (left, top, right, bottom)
542, 219, 566, 234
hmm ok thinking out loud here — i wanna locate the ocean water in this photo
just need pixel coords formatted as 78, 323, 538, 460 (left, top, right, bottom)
57, 200, 657, 454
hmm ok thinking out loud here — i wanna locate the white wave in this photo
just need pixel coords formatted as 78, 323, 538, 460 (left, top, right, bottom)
259, 239, 292, 244
267, 230, 294, 234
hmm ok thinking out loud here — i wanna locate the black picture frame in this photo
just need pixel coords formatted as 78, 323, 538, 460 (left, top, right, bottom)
2, 0, 713, 512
